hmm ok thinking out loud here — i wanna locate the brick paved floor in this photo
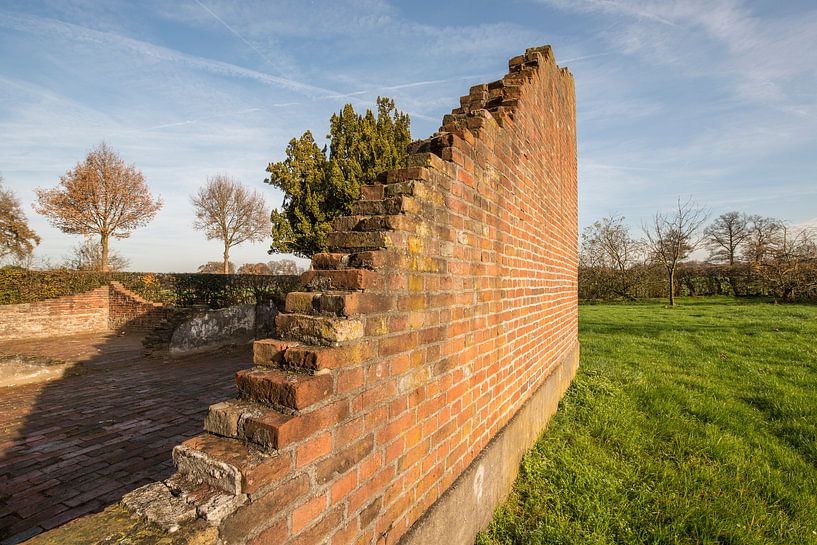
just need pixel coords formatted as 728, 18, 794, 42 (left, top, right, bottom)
0, 333, 249, 544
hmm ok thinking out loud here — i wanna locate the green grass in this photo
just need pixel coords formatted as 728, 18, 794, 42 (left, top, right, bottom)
476, 297, 817, 545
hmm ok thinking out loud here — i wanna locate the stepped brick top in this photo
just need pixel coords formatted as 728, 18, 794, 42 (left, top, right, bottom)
119, 45, 579, 545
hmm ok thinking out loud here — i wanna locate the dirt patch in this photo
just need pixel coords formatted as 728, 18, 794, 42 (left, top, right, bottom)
0, 354, 85, 388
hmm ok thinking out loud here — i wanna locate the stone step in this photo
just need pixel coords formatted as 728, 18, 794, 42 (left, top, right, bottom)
203, 399, 293, 451
235, 367, 333, 411
301, 269, 383, 291
384, 179, 443, 206
203, 398, 350, 451
350, 195, 419, 217
360, 178, 439, 202
284, 291, 393, 317
310, 252, 351, 270
383, 166, 431, 184
275, 313, 365, 346
172, 433, 291, 495
360, 184, 384, 201
310, 250, 404, 271
332, 214, 420, 233
253, 339, 376, 372
326, 230, 410, 252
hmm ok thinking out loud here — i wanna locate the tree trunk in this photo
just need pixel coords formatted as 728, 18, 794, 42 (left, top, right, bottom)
728, 267, 739, 296
223, 245, 230, 275
668, 267, 675, 306
100, 233, 109, 272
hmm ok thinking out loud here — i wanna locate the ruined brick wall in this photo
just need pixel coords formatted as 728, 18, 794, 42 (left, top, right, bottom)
108, 282, 172, 333
0, 287, 110, 341
147, 46, 577, 545
0, 283, 171, 341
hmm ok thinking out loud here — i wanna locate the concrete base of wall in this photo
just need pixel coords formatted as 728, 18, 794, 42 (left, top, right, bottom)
399, 342, 580, 545
169, 304, 257, 358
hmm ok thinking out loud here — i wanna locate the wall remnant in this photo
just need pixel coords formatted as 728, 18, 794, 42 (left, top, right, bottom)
124, 45, 579, 545
108, 281, 171, 332
0, 282, 170, 341
0, 287, 109, 341
169, 304, 265, 357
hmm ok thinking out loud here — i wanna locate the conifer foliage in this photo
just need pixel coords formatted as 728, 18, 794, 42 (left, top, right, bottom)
265, 97, 411, 257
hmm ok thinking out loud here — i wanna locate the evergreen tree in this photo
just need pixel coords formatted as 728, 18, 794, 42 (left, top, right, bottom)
265, 97, 410, 257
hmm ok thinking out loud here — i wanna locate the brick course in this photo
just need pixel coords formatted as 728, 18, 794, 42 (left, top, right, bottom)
129, 45, 578, 545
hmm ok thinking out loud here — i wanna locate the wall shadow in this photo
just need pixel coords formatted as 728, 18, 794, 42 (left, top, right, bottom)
0, 319, 250, 544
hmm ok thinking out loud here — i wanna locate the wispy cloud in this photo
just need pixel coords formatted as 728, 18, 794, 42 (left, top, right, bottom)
538, 0, 817, 109
0, 10, 338, 98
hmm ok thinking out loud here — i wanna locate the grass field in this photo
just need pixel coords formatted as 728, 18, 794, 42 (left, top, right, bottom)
476, 298, 817, 545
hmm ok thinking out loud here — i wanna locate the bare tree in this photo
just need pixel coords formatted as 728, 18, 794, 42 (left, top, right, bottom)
742, 215, 784, 265
1, 175, 40, 263
757, 224, 817, 302
643, 197, 708, 306
579, 215, 646, 300
703, 211, 752, 295
33, 142, 162, 271
64, 238, 130, 272
191, 175, 270, 274
704, 211, 750, 266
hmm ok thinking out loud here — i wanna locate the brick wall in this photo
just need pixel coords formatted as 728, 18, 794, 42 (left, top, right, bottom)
0, 282, 171, 341
108, 281, 171, 332
138, 45, 578, 545
0, 287, 110, 341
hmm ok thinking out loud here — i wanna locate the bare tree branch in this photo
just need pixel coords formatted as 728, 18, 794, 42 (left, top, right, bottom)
191, 174, 271, 274
642, 196, 708, 305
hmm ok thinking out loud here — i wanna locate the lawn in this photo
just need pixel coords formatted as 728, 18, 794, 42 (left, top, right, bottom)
476, 298, 817, 545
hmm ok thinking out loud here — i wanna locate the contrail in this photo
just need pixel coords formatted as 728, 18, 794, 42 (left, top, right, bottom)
145, 108, 263, 131
193, 0, 277, 67
558, 52, 613, 64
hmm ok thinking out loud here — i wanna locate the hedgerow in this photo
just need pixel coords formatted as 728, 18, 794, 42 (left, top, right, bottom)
0, 267, 301, 308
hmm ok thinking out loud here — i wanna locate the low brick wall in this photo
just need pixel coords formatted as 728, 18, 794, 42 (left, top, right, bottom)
0, 282, 172, 341
0, 287, 109, 341
108, 282, 171, 333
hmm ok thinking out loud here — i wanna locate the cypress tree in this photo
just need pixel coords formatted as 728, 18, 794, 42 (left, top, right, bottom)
265, 97, 411, 257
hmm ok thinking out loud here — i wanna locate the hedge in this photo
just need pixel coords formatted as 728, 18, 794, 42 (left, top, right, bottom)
0, 267, 302, 308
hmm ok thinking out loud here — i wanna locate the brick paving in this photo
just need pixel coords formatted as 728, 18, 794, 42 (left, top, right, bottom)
0, 333, 249, 544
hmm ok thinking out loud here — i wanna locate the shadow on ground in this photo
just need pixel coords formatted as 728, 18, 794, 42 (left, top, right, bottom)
0, 330, 249, 544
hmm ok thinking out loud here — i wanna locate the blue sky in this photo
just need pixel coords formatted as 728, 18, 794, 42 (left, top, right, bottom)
1, 0, 815, 272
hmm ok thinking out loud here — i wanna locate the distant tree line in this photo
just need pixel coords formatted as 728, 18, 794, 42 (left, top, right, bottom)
197, 259, 304, 276
581, 201, 817, 304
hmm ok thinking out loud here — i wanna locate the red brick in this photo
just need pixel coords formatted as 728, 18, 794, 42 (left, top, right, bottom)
221, 475, 308, 543
296, 432, 333, 468
290, 507, 344, 545
301, 269, 383, 291
292, 494, 327, 534
248, 519, 288, 545
236, 368, 333, 410
330, 470, 358, 506
315, 435, 374, 485
244, 399, 350, 449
